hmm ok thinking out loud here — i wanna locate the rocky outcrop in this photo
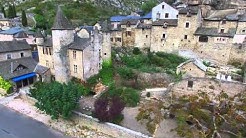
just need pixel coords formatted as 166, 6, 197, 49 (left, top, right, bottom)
137, 73, 173, 88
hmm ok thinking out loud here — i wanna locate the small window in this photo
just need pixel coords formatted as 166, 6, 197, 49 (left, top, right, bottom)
110, 38, 114, 42
221, 20, 226, 24
49, 48, 52, 55
126, 31, 131, 37
73, 51, 76, 59
6, 54, 11, 59
184, 35, 188, 40
176, 15, 178, 18
220, 28, 225, 33
156, 12, 161, 20
199, 36, 208, 42
20, 52, 24, 57
46, 60, 49, 67
185, 22, 190, 28
165, 13, 169, 18
162, 34, 166, 39
74, 65, 78, 73
116, 38, 121, 42
43, 47, 45, 54
146, 35, 148, 38
188, 81, 193, 88
162, 5, 165, 9
104, 53, 107, 55
242, 30, 245, 33
127, 22, 131, 27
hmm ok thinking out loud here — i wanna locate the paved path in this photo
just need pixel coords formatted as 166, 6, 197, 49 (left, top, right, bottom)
0, 104, 69, 138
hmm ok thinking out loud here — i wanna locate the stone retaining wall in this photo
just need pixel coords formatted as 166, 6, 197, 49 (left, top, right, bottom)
20, 94, 151, 138
73, 111, 151, 138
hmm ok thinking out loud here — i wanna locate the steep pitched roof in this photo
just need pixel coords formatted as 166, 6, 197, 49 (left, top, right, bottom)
0, 40, 31, 53
52, 6, 73, 30
0, 57, 37, 80
68, 36, 91, 51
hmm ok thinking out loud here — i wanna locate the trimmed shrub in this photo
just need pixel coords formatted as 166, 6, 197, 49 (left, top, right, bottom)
133, 47, 141, 55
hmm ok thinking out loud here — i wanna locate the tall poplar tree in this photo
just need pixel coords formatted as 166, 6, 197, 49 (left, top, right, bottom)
21, 10, 27, 27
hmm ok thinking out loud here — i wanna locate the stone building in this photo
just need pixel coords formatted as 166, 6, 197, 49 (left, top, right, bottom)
171, 77, 246, 97
0, 40, 49, 89
109, 1, 246, 65
37, 7, 111, 83
176, 59, 207, 78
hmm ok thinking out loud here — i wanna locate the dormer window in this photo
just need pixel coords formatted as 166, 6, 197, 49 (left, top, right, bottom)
126, 22, 131, 27
163, 22, 168, 28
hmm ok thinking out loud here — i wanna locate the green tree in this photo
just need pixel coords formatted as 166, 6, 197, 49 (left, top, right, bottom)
21, 10, 27, 27
141, 0, 158, 14
12, 4, 16, 17
7, 4, 14, 18
30, 81, 89, 119
1, 6, 6, 18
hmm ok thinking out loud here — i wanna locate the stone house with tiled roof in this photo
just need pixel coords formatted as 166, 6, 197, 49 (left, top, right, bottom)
37, 6, 111, 83
109, 1, 246, 65
0, 40, 49, 89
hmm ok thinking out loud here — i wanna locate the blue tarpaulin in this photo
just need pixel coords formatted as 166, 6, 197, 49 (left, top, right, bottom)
12, 72, 36, 82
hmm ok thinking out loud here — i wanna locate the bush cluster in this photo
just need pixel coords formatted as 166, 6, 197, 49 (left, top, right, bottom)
0, 76, 12, 94
30, 81, 89, 119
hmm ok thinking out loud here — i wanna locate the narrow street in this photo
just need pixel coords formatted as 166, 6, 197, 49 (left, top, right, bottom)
0, 104, 69, 138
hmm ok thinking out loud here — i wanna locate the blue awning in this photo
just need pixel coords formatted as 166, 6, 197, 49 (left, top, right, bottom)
12, 72, 36, 82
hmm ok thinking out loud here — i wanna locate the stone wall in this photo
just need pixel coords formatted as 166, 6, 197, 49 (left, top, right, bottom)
37, 46, 55, 74
52, 29, 74, 83
111, 31, 122, 47
178, 62, 206, 78
122, 27, 136, 47
102, 32, 112, 61
171, 78, 246, 97
19, 94, 151, 138
68, 50, 84, 80
135, 28, 151, 49
0, 50, 32, 62
73, 111, 151, 138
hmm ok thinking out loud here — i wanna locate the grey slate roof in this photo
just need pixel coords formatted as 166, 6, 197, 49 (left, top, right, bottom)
0, 57, 37, 80
194, 27, 236, 38
120, 19, 139, 25
177, 58, 207, 72
152, 19, 178, 26
178, 5, 199, 15
68, 36, 91, 51
239, 13, 246, 22
100, 20, 111, 32
35, 29, 44, 38
137, 23, 152, 29
52, 6, 73, 30
44, 37, 53, 47
14, 31, 28, 38
34, 64, 49, 74
0, 40, 31, 53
